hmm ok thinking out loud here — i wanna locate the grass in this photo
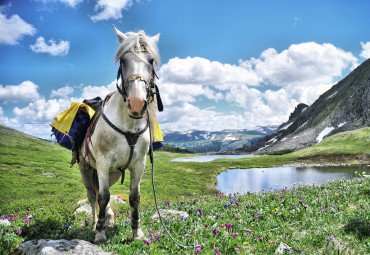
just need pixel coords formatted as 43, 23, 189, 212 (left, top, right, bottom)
0, 126, 369, 254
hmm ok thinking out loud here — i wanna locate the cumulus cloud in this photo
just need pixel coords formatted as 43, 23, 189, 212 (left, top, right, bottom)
50, 86, 74, 99
360, 41, 370, 59
239, 42, 358, 88
159, 57, 261, 88
0, 12, 37, 45
30, 37, 70, 56
91, 0, 133, 22
0, 81, 40, 103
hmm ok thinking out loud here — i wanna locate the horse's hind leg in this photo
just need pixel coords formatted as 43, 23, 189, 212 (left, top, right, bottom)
129, 163, 145, 240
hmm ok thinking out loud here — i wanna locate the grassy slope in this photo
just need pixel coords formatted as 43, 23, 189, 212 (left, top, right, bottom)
0, 126, 369, 254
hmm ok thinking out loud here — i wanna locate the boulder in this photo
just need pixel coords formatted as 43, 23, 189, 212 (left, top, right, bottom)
18, 239, 111, 255
274, 242, 294, 254
150, 209, 189, 221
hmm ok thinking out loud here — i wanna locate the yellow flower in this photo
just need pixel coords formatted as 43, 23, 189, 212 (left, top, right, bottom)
272, 208, 278, 213
334, 192, 339, 196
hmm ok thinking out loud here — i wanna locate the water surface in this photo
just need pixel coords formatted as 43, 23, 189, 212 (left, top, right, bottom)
172, 154, 254, 162
216, 166, 368, 194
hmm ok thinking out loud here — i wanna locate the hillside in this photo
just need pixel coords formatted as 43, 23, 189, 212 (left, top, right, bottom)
163, 126, 277, 153
237, 58, 370, 154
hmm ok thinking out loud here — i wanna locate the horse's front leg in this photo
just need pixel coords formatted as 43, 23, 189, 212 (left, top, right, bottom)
94, 163, 111, 244
129, 161, 145, 240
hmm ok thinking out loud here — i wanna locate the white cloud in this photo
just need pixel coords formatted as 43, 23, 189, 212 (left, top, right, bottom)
30, 37, 70, 56
80, 80, 116, 99
360, 41, 370, 59
159, 57, 262, 88
50, 86, 74, 99
91, 0, 133, 22
0, 12, 37, 45
59, 0, 83, 8
0, 81, 40, 103
239, 42, 358, 87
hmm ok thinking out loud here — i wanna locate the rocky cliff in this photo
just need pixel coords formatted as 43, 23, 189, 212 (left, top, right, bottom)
237, 58, 370, 154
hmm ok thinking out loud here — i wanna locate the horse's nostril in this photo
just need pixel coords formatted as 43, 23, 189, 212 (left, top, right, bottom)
132, 112, 139, 116
127, 103, 131, 110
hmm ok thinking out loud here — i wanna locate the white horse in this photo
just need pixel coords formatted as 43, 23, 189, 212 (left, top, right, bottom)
78, 26, 160, 244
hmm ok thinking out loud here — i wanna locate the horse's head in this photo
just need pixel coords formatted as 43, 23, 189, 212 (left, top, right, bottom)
114, 26, 160, 119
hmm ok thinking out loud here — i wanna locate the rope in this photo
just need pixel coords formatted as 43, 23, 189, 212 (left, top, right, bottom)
147, 113, 198, 249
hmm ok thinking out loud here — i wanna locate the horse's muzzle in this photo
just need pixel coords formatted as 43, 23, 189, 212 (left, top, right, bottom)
127, 98, 148, 119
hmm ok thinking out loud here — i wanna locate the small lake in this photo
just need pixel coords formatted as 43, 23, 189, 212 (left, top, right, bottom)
216, 166, 369, 194
172, 154, 255, 162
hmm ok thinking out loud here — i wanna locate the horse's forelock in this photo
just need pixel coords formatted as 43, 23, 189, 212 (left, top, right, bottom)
114, 31, 160, 66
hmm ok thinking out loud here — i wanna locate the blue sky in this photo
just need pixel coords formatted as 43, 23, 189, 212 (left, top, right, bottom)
1, 0, 370, 139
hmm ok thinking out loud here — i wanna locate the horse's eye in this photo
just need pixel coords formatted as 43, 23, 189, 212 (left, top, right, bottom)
149, 59, 154, 65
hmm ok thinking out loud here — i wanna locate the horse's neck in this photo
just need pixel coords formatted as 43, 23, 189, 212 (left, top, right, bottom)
103, 92, 147, 132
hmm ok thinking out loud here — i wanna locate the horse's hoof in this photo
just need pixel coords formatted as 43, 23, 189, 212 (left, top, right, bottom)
133, 228, 145, 240
94, 231, 107, 245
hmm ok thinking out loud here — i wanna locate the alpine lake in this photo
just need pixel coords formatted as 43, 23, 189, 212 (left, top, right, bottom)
173, 154, 369, 194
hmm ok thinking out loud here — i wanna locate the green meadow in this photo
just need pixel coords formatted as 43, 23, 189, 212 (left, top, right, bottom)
0, 126, 369, 254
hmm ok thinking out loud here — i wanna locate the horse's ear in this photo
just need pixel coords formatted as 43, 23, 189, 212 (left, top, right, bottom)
151, 33, 160, 44
113, 25, 126, 43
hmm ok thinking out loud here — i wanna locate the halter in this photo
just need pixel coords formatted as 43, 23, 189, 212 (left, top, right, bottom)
115, 50, 163, 113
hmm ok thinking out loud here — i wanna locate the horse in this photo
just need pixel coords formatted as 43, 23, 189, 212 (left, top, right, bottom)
78, 26, 161, 244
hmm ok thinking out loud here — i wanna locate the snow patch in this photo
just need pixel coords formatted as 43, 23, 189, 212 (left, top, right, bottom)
327, 91, 337, 100
268, 137, 277, 143
279, 122, 293, 131
338, 122, 346, 128
223, 134, 239, 142
316, 126, 335, 143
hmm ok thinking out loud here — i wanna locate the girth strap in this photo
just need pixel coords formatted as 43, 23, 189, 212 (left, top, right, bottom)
101, 112, 149, 184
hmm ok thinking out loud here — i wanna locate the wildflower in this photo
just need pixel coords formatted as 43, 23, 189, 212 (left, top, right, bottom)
258, 236, 263, 241
214, 247, 221, 255
196, 209, 203, 216
249, 204, 253, 209
205, 223, 209, 228
64, 224, 69, 229
194, 247, 201, 254
246, 229, 252, 234
236, 243, 240, 249
16, 229, 22, 236
243, 241, 249, 245
84, 220, 89, 226
165, 201, 170, 207
199, 196, 203, 200
226, 223, 232, 232
180, 201, 184, 206
125, 219, 130, 225
213, 228, 220, 235
155, 232, 160, 241
165, 219, 171, 224
26, 218, 30, 224
280, 195, 284, 200
254, 211, 262, 218
272, 208, 278, 213
231, 233, 239, 238
142, 239, 151, 245
299, 200, 303, 205
332, 205, 337, 209
326, 237, 333, 242
220, 224, 225, 229
304, 205, 308, 209
27, 211, 30, 216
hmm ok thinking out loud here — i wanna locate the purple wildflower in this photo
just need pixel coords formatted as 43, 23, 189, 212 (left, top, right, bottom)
299, 200, 303, 205
213, 228, 220, 235
142, 239, 151, 245
165, 201, 170, 207
236, 243, 240, 249
194, 247, 201, 254
27, 211, 30, 216
231, 233, 239, 238
280, 195, 284, 200
258, 236, 263, 241
205, 223, 209, 228
214, 247, 221, 255
26, 218, 30, 224
249, 204, 253, 209
226, 223, 232, 232
16, 229, 22, 236
64, 224, 69, 229
196, 209, 203, 216
246, 229, 252, 234
155, 232, 160, 241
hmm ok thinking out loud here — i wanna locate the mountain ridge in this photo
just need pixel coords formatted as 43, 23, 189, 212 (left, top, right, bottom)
237, 58, 370, 154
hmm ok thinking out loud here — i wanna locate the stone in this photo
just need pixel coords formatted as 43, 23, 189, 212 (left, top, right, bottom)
150, 209, 189, 221
274, 242, 294, 254
18, 239, 111, 255
0, 219, 11, 226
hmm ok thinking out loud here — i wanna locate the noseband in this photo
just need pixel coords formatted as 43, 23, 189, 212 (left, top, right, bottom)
115, 60, 163, 114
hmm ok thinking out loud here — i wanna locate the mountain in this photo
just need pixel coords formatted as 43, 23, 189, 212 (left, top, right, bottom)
163, 126, 278, 153
237, 58, 370, 154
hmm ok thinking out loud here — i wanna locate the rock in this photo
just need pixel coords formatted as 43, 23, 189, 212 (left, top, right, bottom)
150, 209, 189, 221
0, 219, 11, 226
18, 239, 111, 255
74, 195, 126, 216
274, 242, 294, 254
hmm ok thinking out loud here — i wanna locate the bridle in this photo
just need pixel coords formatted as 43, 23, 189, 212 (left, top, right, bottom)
115, 52, 163, 117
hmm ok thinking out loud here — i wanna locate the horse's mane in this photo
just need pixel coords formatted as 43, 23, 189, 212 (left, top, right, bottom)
114, 31, 160, 136
114, 30, 160, 67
